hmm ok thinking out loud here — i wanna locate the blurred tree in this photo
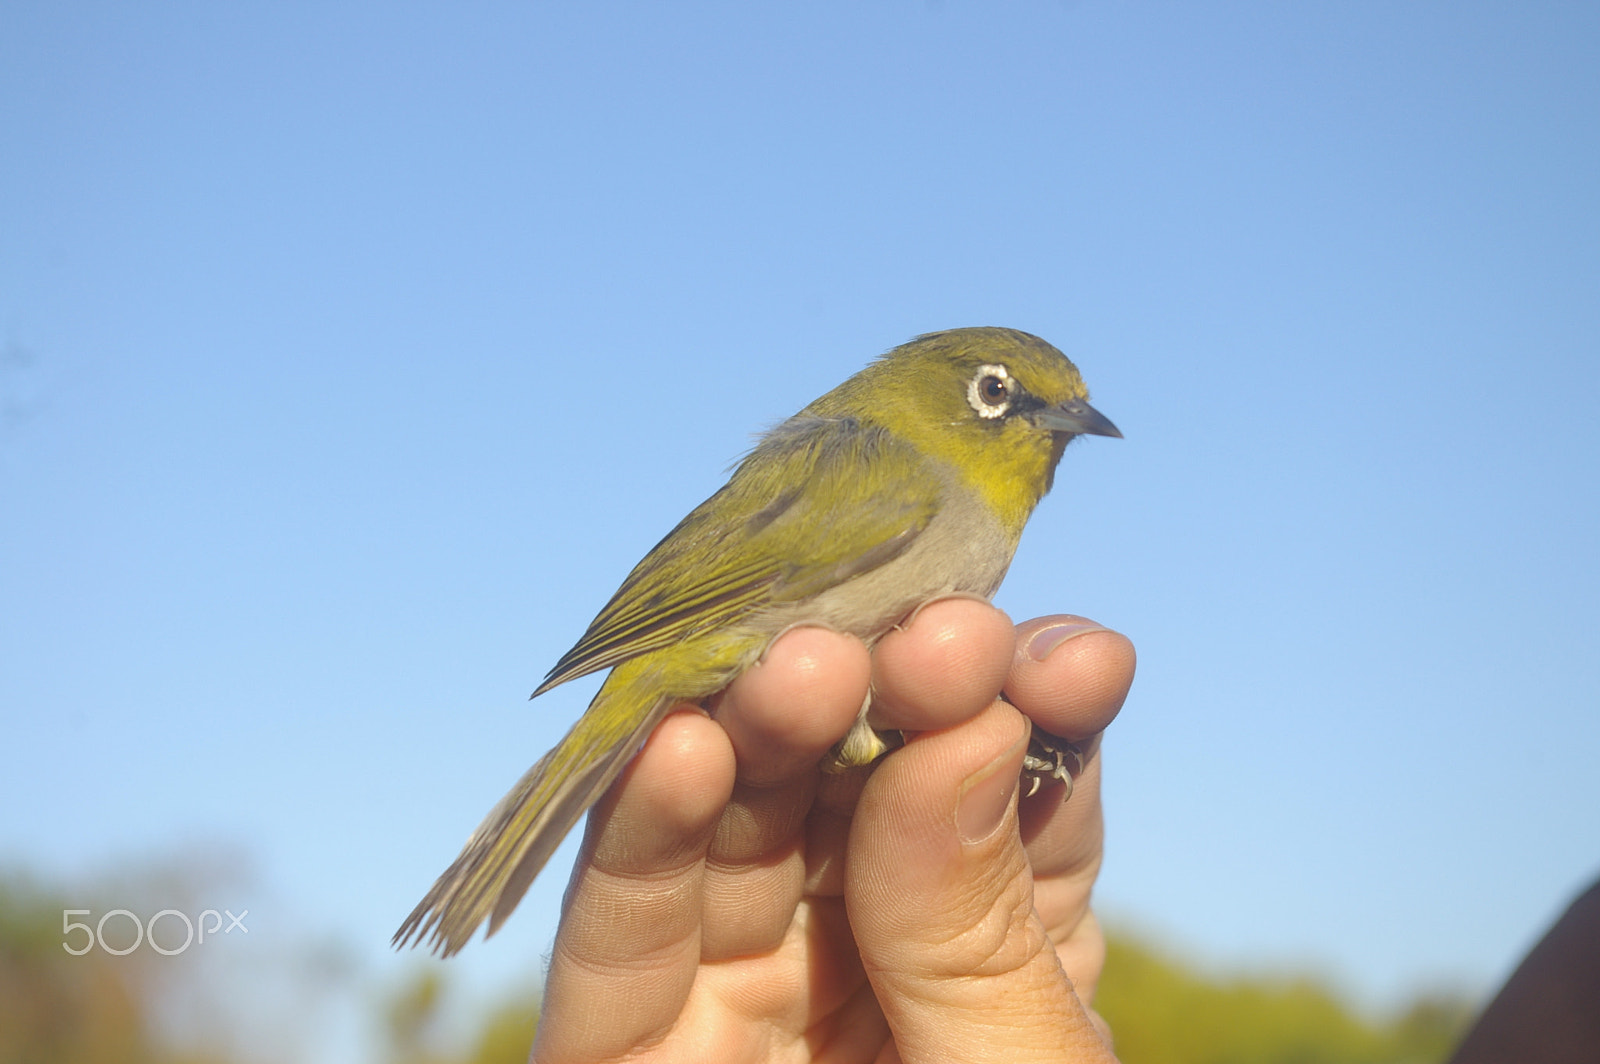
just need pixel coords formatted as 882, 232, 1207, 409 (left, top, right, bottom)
463, 997, 539, 1064
382, 967, 538, 1064
1095, 931, 1474, 1064
0, 871, 234, 1064
383, 968, 449, 1064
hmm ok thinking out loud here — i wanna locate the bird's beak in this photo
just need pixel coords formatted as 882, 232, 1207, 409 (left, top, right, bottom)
1034, 397, 1122, 438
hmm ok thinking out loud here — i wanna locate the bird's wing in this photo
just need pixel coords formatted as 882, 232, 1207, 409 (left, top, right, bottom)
533, 416, 940, 695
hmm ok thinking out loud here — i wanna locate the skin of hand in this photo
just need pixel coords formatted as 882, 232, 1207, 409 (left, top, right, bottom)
532, 598, 1134, 1064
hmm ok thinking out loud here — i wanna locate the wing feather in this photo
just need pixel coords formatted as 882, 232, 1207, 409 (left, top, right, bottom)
533, 416, 940, 696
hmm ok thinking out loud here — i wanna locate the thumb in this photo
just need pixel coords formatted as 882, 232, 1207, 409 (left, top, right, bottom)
845, 699, 1117, 1064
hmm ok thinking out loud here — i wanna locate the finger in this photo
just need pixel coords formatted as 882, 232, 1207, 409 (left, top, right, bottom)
717, 625, 872, 785
1006, 616, 1135, 742
699, 626, 871, 958
846, 700, 1118, 1063
1006, 616, 1131, 879
870, 598, 1016, 731
534, 709, 736, 1064
1006, 616, 1134, 1001
804, 599, 1016, 899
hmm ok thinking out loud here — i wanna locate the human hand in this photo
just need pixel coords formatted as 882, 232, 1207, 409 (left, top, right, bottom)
532, 598, 1134, 1063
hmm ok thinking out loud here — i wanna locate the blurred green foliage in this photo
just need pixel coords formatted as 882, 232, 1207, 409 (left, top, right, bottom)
0, 866, 538, 1064
0, 873, 230, 1064
382, 968, 539, 1064
1096, 932, 1475, 1064
3, 865, 1475, 1064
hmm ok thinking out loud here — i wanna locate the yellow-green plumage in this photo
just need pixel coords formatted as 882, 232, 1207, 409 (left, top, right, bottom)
394, 327, 1119, 956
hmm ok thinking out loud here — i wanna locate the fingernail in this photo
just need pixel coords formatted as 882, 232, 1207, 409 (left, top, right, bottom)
1025, 621, 1108, 663
956, 734, 1025, 845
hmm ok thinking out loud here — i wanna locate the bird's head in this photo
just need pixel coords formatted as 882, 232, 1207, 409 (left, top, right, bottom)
806, 327, 1121, 533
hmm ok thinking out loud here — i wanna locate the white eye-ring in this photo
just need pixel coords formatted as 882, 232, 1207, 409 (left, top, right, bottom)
966, 364, 1014, 419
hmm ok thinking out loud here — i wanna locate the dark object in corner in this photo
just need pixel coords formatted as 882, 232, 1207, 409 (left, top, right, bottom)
1448, 877, 1600, 1064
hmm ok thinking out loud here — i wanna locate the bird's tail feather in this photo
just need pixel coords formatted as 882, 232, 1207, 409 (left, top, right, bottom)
392, 662, 674, 957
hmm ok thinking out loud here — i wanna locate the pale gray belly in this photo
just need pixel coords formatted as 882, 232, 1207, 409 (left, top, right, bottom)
753, 484, 1019, 645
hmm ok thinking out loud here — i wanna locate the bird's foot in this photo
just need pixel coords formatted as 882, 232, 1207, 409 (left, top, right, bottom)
1020, 726, 1084, 801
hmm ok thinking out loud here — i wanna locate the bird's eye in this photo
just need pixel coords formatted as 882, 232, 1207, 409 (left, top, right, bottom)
966, 363, 1014, 420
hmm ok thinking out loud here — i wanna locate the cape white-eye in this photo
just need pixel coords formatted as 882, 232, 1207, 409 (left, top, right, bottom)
394, 326, 1120, 956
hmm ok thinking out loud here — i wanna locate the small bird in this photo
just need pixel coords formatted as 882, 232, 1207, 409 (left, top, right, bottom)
394, 327, 1120, 956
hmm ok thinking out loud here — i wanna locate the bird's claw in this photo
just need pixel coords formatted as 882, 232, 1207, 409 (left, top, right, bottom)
1020, 726, 1084, 801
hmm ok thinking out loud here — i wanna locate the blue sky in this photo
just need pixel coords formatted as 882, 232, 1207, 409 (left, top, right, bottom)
3, 1, 1598, 1056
